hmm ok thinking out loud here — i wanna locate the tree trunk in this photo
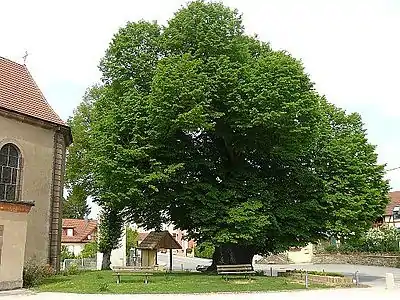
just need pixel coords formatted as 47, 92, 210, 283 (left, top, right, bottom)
207, 244, 255, 272
101, 251, 112, 270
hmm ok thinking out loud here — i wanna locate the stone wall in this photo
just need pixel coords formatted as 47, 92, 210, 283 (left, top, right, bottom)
313, 253, 400, 268
279, 271, 353, 284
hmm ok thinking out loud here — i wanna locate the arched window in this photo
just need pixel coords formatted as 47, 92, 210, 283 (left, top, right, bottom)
0, 143, 22, 201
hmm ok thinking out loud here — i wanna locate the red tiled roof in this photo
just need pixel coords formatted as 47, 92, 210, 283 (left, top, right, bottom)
0, 56, 66, 126
62, 219, 97, 243
385, 191, 400, 215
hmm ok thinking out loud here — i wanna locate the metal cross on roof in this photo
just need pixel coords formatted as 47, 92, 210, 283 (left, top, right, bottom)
22, 51, 29, 64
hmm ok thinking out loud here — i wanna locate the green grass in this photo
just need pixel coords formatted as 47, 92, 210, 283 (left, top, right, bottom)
35, 271, 321, 294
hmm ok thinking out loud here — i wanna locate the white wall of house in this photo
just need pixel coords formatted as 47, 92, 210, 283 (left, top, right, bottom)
287, 243, 314, 263
384, 215, 400, 228
63, 243, 84, 256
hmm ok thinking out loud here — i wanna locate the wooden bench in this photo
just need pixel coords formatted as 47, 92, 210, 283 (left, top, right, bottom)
112, 266, 163, 284
217, 264, 256, 280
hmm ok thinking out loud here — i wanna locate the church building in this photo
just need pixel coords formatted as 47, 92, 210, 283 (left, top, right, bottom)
0, 56, 71, 288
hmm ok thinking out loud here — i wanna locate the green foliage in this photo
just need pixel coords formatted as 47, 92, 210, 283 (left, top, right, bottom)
323, 244, 339, 253
66, 86, 124, 264
98, 207, 124, 269
79, 240, 98, 258
62, 264, 80, 276
125, 227, 139, 257
362, 226, 400, 253
62, 185, 90, 219
321, 226, 400, 254
194, 242, 215, 259
66, 0, 389, 263
60, 245, 75, 261
312, 100, 390, 237
23, 260, 55, 287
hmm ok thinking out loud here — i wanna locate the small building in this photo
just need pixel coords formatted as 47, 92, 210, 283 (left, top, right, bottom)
137, 231, 181, 269
137, 225, 196, 256
61, 219, 97, 256
375, 191, 400, 228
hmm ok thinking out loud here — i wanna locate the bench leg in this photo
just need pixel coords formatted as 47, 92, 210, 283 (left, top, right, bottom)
144, 275, 148, 284
116, 274, 120, 284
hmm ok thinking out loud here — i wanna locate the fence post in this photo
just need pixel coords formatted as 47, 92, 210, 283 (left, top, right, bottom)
305, 270, 309, 288
356, 271, 360, 286
386, 273, 395, 289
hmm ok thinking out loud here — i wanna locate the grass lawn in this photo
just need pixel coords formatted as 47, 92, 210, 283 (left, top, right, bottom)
35, 271, 322, 294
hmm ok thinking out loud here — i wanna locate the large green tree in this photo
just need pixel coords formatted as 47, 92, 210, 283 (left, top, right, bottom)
68, 0, 389, 268
65, 86, 124, 269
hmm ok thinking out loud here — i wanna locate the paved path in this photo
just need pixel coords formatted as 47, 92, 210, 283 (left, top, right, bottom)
0, 288, 399, 300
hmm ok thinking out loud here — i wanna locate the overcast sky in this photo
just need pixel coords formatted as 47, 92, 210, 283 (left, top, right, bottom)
1, 0, 399, 192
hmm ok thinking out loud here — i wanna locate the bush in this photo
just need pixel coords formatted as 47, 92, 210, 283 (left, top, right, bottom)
194, 242, 215, 259
23, 261, 55, 287
79, 241, 98, 258
363, 226, 400, 253
62, 264, 80, 276
324, 244, 338, 253
61, 245, 75, 261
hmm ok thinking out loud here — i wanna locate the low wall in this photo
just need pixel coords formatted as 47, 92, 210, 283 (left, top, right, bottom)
313, 253, 400, 268
279, 272, 352, 284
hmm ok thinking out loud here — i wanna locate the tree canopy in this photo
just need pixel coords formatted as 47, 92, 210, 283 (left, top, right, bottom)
66, 0, 389, 267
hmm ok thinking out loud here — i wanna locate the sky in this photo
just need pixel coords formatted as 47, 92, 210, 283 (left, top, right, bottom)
1, 0, 400, 193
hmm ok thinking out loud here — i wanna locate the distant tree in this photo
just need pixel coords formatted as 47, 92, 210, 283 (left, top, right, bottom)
125, 227, 139, 257
65, 86, 124, 269
98, 206, 123, 270
60, 246, 75, 262
62, 185, 90, 219
79, 240, 98, 258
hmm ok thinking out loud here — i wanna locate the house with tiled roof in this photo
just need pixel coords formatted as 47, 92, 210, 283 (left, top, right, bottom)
375, 191, 400, 228
0, 56, 71, 289
62, 219, 97, 256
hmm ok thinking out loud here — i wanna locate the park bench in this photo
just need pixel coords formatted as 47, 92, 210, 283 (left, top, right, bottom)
216, 264, 256, 280
112, 266, 164, 284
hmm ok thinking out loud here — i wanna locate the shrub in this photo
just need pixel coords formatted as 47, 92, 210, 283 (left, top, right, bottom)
60, 245, 75, 261
23, 261, 55, 287
364, 226, 400, 253
79, 241, 98, 258
194, 242, 215, 259
62, 264, 80, 276
324, 244, 338, 253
